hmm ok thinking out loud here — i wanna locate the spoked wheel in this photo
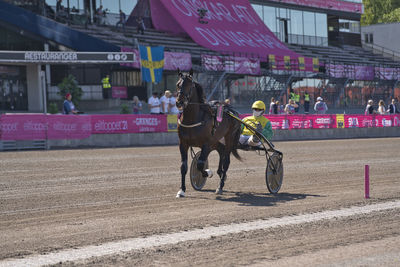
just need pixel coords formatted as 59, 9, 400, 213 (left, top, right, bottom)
265, 152, 283, 194
190, 151, 209, 191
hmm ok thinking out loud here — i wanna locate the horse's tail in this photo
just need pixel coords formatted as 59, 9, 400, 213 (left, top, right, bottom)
231, 120, 242, 162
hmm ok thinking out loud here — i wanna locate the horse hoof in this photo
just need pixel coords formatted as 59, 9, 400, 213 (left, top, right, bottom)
205, 169, 213, 178
176, 190, 185, 198
215, 188, 223, 195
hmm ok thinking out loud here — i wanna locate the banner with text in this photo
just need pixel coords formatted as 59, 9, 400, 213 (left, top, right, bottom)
202, 54, 261, 75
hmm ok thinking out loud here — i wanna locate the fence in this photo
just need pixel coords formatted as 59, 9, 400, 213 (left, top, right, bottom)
1, 114, 400, 142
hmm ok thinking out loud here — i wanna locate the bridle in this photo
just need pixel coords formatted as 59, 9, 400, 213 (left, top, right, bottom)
176, 74, 196, 109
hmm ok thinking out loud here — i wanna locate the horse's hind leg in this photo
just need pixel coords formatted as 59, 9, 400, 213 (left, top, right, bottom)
216, 150, 231, 195
177, 143, 189, 198
216, 142, 225, 178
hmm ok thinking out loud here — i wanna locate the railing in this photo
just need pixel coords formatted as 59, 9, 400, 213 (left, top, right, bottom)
362, 41, 400, 62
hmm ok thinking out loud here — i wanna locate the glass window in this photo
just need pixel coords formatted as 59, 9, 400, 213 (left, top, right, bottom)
279, 8, 287, 19
303, 11, 315, 36
339, 19, 360, 33
315, 13, 327, 37
290, 9, 303, 35
264, 6, 276, 33
120, 0, 137, 15
252, 4, 263, 21
99, 0, 119, 14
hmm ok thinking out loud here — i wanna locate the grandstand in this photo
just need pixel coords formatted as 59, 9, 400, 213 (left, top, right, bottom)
0, 0, 399, 113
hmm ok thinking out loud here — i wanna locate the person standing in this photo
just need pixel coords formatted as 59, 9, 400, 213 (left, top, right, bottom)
160, 90, 171, 114
268, 97, 275, 115
132, 96, 142, 114
101, 75, 111, 99
169, 91, 179, 114
284, 99, 298, 115
148, 92, 161, 114
377, 100, 386, 114
115, 10, 126, 31
63, 93, 78, 114
314, 97, 328, 114
388, 99, 399, 114
294, 91, 300, 113
304, 91, 310, 114
365, 99, 375, 115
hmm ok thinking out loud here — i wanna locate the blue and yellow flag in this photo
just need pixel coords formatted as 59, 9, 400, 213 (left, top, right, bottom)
139, 45, 164, 83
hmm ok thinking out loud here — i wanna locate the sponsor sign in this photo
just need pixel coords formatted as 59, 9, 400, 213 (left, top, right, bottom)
167, 114, 178, 132
112, 86, 128, 99
0, 51, 135, 64
46, 115, 91, 139
91, 114, 167, 134
202, 54, 260, 75
164, 51, 192, 71
268, 0, 362, 13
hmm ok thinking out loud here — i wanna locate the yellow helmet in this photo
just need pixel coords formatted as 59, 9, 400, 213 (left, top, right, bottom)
251, 100, 266, 110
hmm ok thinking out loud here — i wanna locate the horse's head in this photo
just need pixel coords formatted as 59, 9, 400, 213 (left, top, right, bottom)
176, 69, 195, 109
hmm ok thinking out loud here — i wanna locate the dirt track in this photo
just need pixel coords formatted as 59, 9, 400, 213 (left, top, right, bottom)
1, 138, 400, 266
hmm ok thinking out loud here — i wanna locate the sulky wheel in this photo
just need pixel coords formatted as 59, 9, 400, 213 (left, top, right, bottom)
265, 152, 283, 194
190, 151, 209, 191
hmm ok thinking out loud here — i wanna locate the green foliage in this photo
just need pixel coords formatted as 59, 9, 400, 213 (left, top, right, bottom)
362, 0, 400, 25
120, 103, 130, 114
57, 75, 83, 107
48, 102, 59, 114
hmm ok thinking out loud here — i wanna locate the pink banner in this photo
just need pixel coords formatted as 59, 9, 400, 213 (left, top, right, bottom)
0, 114, 47, 140
0, 114, 91, 140
120, 47, 141, 68
47, 115, 92, 139
164, 51, 192, 71
112, 86, 128, 99
268, 0, 362, 14
91, 114, 168, 134
202, 54, 260, 75
151, 0, 300, 60
344, 115, 400, 128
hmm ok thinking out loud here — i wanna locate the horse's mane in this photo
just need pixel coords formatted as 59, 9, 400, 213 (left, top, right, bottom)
194, 82, 206, 104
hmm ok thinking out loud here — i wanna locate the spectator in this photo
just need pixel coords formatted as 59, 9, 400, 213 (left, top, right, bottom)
314, 97, 328, 114
268, 97, 275, 115
365, 99, 376, 115
101, 75, 111, 99
63, 93, 78, 114
304, 91, 310, 114
115, 10, 126, 31
276, 100, 284, 114
377, 100, 386, 114
132, 96, 142, 114
239, 100, 273, 148
148, 92, 161, 114
136, 16, 145, 34
284, 99, 298, 115
95, 5, 104, 25
224, 98, 231, 105
388, 99, 399, 114
160, 90, 171, 114
169, 91, 179, 114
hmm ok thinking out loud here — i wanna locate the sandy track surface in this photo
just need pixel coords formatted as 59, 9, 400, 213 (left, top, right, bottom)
1, 138, 399, 266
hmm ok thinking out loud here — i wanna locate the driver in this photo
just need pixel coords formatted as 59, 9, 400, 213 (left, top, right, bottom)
239, 100, 273, 147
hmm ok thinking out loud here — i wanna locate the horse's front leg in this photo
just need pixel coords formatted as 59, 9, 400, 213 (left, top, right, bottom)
177, 143, 189, 198
197, 144, 212, 178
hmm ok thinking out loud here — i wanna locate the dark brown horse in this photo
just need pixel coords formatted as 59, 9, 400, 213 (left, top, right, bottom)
175, 70, 242, 197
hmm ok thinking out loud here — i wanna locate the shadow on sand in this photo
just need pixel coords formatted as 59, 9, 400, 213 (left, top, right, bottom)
213, 191, 324, 207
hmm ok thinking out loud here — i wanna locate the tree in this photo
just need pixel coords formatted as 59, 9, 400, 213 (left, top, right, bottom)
57, 74, 83, 107
362, 0, 400, 25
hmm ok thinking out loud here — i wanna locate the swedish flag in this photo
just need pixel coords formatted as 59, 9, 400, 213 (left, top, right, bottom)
139, 45, 164, 83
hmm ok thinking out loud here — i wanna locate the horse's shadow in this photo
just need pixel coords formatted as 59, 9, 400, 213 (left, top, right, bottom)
206, 190, 324, 207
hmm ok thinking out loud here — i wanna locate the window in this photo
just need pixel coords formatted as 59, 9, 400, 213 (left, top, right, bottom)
315, 13, 327, 37
339, 19, 360, 33
264, 6, 277, 33
369, 33, 373, 44
303, 11, 315, 36
365, 33, 369, 43
290, 10, 303, 35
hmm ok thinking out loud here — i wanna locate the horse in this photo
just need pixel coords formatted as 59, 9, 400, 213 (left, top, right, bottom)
175, 69, 242, 197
